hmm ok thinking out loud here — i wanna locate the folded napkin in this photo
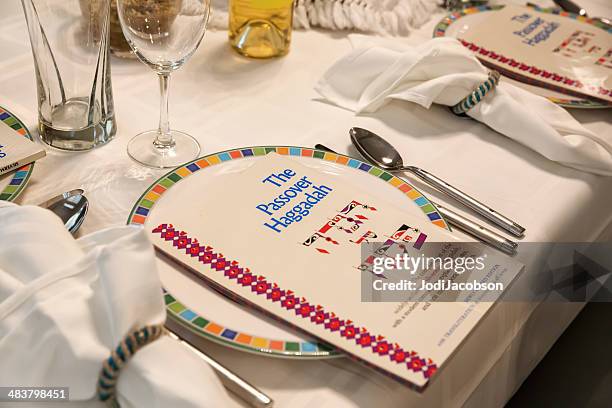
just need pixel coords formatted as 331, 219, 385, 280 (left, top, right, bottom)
209, 0, 438, 35
0, 201, 230, 408
315, 36, 612, 176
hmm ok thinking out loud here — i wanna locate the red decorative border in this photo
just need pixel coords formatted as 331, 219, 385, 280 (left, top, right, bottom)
459, 39, 612, 98
153, 223, 438, 380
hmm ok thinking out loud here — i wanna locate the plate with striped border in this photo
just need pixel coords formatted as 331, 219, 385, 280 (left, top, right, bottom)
0, 106, 35, 201
433, 5, 611, 109
128, 147, 450, 359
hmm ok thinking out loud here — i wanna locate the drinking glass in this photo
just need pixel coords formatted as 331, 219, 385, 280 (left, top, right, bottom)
116, 0, 211, 168
22, 0, 116, 151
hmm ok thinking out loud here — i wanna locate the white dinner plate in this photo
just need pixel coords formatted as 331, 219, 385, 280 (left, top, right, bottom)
128, 147, 450, 358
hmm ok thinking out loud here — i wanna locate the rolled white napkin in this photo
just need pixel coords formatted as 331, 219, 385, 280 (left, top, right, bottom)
0, 201, 231, 408
315, 36, 612, 176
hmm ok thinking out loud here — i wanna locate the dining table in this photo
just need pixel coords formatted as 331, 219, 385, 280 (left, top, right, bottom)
1, 0, 611, 406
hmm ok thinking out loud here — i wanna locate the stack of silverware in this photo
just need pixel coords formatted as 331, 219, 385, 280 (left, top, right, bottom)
316, 127, 526, 255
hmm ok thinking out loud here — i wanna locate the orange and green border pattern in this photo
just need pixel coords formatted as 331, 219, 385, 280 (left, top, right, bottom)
0, 107, 34, 201
433, 5, 611, 109
128, 146, 449, 358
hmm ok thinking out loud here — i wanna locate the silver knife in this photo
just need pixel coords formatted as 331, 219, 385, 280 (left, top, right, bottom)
314, 144, 518, 255
166, 327, 274, 408
434, 203, 517, 255
553, 0, 586, 15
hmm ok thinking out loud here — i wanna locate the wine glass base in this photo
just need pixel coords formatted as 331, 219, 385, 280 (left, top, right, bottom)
127, 130, 201, 169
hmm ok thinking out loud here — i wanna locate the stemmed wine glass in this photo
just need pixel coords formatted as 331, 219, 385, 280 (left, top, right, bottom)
116, 0, 211, 168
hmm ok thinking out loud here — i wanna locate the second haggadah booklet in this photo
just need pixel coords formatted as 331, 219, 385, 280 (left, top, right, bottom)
0, 120, 45, 176
147, 153, 524, 390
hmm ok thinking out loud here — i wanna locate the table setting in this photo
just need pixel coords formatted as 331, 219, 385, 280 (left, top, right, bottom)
1, 0, 611, 407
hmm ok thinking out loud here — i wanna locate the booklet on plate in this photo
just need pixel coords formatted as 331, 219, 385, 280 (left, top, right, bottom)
147, 153, 524, 390
0, 120, 45, 176
458, 5, 612, 104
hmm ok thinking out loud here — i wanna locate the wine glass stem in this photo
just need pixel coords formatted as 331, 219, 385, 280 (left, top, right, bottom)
155, 72, 174, 149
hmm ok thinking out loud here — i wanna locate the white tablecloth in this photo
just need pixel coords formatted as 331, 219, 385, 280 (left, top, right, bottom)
1, 0, 611, 406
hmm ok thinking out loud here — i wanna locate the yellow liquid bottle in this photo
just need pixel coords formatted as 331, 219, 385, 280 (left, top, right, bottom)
229, 0, 294, 58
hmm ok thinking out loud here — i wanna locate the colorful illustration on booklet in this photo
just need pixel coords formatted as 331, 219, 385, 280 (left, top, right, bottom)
553, 31, 602, 60
358, 224, 428, 278
300, 197, 429, 278
595, 48, 612, 69
389, 224, 427, 249
302, 200, 377, 254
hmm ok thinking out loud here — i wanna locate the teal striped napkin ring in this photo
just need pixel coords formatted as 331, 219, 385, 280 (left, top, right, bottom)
451, 70, 501, 115
97, 324, 166, 407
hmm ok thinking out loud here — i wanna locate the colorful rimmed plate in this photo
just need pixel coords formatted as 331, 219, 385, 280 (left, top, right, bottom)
0, 107, 34, 201
128, 147, 449, 358
434, 5, 611, 109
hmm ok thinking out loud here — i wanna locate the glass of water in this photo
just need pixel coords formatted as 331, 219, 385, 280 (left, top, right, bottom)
22, 0, 116, 151
116, 0, 211, 168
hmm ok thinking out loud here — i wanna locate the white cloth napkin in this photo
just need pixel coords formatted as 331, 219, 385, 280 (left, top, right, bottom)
315, 36, 612, 176
0, 201, 231, 408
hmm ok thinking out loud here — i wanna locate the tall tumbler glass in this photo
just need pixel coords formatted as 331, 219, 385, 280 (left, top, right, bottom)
21, 0, 116, 151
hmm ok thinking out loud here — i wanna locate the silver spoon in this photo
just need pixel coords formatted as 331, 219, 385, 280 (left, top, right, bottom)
39, 189, 88, 235
315, 144, 517, 255
349, 127, 525, 238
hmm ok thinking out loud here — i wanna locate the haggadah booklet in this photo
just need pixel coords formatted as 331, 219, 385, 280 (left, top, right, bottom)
147, 153, 524, 390
0, 120, 45, 177
458, 5, 612, 103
